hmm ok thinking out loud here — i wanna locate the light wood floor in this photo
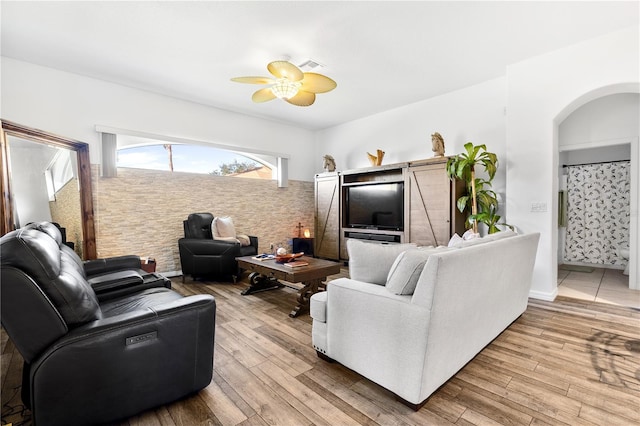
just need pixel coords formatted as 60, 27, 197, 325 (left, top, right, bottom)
2, 273, 639, 426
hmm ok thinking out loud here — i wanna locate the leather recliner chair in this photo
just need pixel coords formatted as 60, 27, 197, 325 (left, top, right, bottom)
28, 220, 172, 301
0, 222, 216, 425
178, 212, 258, 282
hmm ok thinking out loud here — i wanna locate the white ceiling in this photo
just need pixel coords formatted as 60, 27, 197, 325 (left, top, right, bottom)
1, 1, 638, 130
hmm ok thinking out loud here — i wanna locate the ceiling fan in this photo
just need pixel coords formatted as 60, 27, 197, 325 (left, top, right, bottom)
231, 60, 337, 107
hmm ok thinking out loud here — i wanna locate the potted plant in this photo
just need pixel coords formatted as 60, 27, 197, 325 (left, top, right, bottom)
446, 142, 509, 234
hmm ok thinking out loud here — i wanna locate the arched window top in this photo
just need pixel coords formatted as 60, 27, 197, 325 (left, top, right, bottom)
117, 143, 272, 179
95, 126, 288, 185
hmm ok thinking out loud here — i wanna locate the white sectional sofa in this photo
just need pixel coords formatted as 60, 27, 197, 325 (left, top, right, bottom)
310, 231, 540, 409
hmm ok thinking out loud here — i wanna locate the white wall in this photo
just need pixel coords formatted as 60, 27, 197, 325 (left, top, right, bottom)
317, 77, 508, 201
1, 58, 317, 181
559, 93, 640, 148
560, 145, 631, 167
506, 25, 640, 299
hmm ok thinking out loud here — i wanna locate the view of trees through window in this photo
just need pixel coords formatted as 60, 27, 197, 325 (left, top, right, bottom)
210, 159, 262, 176
117, 144, 271, 179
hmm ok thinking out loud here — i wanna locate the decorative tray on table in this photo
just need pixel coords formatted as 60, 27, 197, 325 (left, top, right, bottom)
275, 252, 304, 264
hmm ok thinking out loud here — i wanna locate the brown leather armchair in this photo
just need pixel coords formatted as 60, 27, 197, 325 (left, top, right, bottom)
178, 213, 258, 282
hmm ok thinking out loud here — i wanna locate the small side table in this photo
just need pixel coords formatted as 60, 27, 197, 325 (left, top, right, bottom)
292, 237, 314, 257
140, 258, 156, 273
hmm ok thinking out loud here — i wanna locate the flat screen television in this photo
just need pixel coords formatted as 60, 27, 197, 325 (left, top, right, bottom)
345, 182, 404, 231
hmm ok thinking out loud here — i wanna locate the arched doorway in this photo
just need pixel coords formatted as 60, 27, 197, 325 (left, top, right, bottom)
554, 87, 639, 297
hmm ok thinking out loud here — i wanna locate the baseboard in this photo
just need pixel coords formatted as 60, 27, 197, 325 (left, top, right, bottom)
560, 261, 625, 271
160, 270, 182, 278
528, 287, 558, 301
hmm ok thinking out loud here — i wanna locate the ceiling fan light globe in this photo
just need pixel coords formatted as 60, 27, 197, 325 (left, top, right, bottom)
271, 78, 301, 99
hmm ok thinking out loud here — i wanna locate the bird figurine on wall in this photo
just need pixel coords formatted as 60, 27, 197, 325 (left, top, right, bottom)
367, 149, 385, 166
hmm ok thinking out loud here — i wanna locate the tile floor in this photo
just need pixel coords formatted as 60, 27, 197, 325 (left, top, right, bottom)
557, 266, 640, 309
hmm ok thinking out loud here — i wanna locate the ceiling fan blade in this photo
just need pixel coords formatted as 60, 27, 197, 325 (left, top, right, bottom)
231, 76, 275, 85
285, 90, 316, 107
252, 88, 277, 103
267, 61, 304, 82
301, 73, 337, 93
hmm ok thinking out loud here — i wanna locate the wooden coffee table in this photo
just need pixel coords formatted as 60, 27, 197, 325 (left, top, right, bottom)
236, 255, 341, 317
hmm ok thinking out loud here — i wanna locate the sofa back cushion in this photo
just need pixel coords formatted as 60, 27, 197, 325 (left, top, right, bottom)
24, 221, 63, 246
0, 227, 102, 325
25, 222, 89, 279
449, 229, 517, 248
185, 213, 214, 239
481, 229, 517, 242
386, 247, 453, 295
347, 239, 417, 285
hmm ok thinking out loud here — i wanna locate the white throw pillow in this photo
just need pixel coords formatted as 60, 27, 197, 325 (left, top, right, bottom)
236, 234, 251, 247
213, 216, 237, 238
386, 247, 452, 295
347, 239, 416, 285
462, 229, 480, 240
211, 218, 221, 238
448, 233, 463, 247
449, 229, 517, 248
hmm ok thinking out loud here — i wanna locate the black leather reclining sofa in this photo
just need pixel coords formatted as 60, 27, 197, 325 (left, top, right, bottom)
0, 221, 216, 425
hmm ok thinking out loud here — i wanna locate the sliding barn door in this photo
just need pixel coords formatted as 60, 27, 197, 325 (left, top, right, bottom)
314, 173, 340, 260
407, 161, 464, 247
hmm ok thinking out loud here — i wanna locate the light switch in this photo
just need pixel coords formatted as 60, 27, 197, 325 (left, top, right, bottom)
531, 202, 547, 212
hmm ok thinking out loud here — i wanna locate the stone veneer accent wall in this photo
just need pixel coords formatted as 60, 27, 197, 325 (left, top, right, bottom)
91, 166, 315, 274
49, 178, 83, 257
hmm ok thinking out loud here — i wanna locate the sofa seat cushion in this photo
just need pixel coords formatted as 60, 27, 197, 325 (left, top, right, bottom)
213, 236, 240, 244
310, 291, 327, 323
347, 239, 417, 285
100, 288, 184, 318
386, 247, 453, 295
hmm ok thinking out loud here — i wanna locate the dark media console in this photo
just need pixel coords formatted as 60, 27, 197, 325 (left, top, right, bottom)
344, 231, 401, 243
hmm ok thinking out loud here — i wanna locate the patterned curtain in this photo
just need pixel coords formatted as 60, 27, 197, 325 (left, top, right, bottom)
564, 161, 630, 265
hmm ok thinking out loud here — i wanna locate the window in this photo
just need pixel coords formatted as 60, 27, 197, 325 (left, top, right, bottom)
116, 144, 272, 179
45, 149, 76, 200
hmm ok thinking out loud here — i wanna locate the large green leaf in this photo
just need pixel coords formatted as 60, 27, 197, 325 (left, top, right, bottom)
446, 158, 457, 179
456, 195, 470, 213
455, 160, 469, 179
476, 191, 498, 211
463, 142, 474, 155
471, 144, 486, 160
